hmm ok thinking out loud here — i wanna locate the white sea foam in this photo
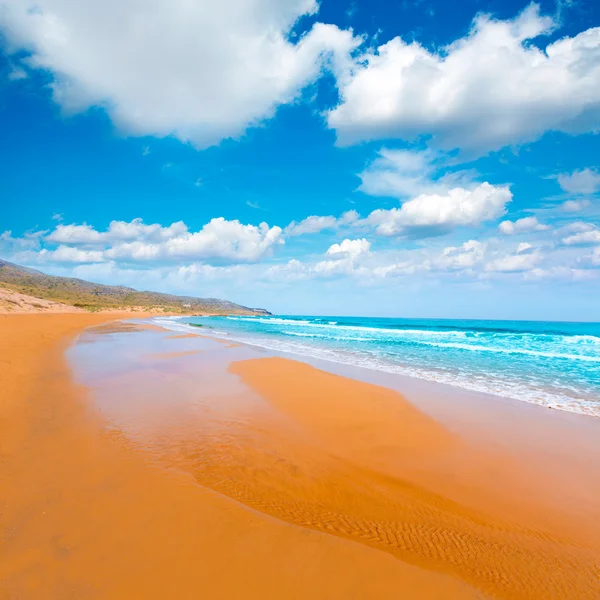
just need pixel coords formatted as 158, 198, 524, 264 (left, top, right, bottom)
414, 340, 600, 362
227, 316, 471, 338
225, 316, 600, 347
564, 335, 600, 345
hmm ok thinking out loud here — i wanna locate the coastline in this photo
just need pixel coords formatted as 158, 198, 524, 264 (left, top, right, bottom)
164, 315, 600, 418
2, 314, 600, 598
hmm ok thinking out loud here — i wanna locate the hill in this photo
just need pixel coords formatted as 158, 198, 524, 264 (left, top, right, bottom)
0, 259, 270, 315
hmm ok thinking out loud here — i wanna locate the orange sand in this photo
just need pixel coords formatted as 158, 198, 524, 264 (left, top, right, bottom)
1, 313, 483, 599
224, 358, 600, 599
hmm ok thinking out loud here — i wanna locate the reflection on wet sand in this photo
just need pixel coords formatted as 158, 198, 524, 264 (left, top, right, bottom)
68, 324, 600, 600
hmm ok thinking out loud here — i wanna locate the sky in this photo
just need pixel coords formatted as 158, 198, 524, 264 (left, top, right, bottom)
1, 0, 599, 320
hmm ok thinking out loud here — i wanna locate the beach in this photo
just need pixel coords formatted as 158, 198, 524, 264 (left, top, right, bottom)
2, 314, 600, 599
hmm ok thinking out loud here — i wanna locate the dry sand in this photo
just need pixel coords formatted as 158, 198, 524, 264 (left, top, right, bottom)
1, 314, 599, 599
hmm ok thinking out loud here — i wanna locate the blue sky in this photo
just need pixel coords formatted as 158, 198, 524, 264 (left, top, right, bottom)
1, 0, 600, 319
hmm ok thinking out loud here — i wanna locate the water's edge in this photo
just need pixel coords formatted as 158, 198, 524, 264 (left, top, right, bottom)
152, 316, 600, 418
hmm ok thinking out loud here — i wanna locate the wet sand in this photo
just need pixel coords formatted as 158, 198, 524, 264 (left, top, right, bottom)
1, 314, 480, 599
2, 314, 600, 598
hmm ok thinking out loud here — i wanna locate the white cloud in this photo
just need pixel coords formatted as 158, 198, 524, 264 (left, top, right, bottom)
485, 251, 541, 273
46, 219, 189, 245
285, 215, 338, 236
266, 259, 310, 282
359, 148, 440, 198
560, 221, 596, 235
325, 237, 370, 259
268, 237, 370, 280
0, 0, 358, 148
357, 147, 481, 201
560, 199, 592, 213
339, 210, 360, 225
562, 227, 600, 246
313, 238, 371, 276
160, 218, 283, 262
498, 216, 549, 235
0, 230, 44, 251
434, 240, 485, 271
557, 169, 600, 195
46, 223, 104, 245
284, 210, 360, 236
175, 263, 245, 280
365, 182, 512, 237
327, 5, 600, 154
41, 245, 105, 263
24, 218, 284, 266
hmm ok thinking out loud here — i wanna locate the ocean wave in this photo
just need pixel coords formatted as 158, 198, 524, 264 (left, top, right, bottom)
283, 330, 372, 342
219, 317, 600, 355
564, 335, 600, 345
227, 316, 311, 325
415, 340, 600, 362
225, 316, 600, 343
283, 331, 329, 338
227, 317, 472, 338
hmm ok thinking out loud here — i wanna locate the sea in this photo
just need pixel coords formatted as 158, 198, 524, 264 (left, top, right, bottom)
159, 315, 600, 417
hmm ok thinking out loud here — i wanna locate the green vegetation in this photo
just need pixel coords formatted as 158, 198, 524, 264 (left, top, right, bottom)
0, 259, 271, 316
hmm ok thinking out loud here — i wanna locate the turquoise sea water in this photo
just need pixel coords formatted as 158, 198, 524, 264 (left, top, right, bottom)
163, 315, 600, 417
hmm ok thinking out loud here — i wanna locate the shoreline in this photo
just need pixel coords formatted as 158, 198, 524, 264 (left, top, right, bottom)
0, 313, 481, 599
152, 315, 600, 419
2, 314, 600, 598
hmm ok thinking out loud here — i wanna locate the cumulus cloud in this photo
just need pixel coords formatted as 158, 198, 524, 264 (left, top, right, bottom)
0, 229, 44, 252
359, 149, 440, 198
562, 226, 600, 246
284, 211, 360, 236
268, 237, 370, 280
434, 240, 486, 271
39, 245, 106, 264
327, 4, 600, 154
265, 228, 598, 285
266, 259, 310, 282
485, 252, 541, 273
498, 216, 549, 235
11, 218, 284, 266
364, 182, 512, 237
557, 169, 600, 195
46, 219, 189, 245
0, 0, 358, 147
285, 215, 338, 236
325, 237, 370, 259
312, 238, 371, 276
357, 148, 482, 200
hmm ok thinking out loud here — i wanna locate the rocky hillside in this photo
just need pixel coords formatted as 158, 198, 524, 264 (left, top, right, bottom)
0, 259, 271, 315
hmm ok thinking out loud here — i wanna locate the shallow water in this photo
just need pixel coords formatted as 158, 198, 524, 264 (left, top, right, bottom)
169, 315, 600, 416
